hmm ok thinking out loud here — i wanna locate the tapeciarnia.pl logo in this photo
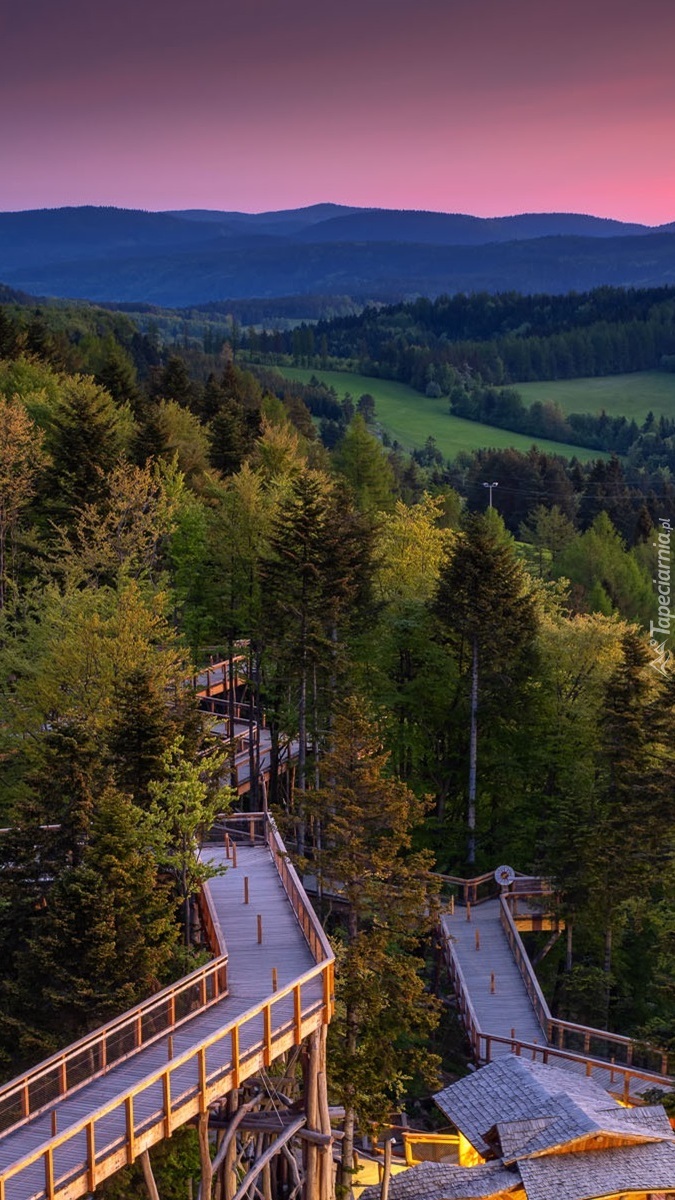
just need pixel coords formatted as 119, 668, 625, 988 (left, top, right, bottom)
649, 517, 672, 677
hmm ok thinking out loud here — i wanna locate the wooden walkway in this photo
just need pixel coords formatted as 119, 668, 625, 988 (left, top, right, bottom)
441, 900, 545, 1052
0, 819, 333, 1200
440, 878, 674, 1103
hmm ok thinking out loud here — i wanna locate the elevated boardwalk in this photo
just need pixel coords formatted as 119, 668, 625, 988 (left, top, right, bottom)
441, 899, 545, 1053
440, 873, 674, 1104
0, 816, 333, 1200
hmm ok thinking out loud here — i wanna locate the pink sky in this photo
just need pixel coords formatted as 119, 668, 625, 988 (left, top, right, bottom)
1, 0, 674, 223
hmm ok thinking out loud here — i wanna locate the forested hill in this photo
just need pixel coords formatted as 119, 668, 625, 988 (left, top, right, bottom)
275, 286, 675, 389
1, 205, 675, 307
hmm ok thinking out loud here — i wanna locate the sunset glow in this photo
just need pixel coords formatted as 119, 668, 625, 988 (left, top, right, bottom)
1, 0, 674, 222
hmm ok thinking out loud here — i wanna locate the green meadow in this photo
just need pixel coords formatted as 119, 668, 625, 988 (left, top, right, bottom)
515, 371, 675, 421
278, 367, 606, 462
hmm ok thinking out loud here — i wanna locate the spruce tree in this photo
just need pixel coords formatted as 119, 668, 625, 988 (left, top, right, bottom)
434, 510, 537, 864
306, 698, 439, 1197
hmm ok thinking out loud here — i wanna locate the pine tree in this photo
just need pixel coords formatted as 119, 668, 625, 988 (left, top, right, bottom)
10, 788, 177, 1045
305, 698, 439, 1197
434, 511, 537, 864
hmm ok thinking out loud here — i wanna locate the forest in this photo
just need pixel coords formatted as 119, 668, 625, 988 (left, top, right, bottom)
0, 293, 673, 1194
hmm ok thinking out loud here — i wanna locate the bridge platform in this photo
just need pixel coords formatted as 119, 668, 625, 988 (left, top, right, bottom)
0, 823, 332, 1200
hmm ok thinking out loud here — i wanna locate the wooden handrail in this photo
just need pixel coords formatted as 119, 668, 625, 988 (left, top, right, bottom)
498, 894, 551, 1034
0, 958, 332, 1198
0, 955, 228, 1136
439, 872, 671, 1080
478, 1033, 674, 1099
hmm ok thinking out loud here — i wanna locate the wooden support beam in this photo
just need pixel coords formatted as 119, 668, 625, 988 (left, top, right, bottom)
198, 1111, 213, 1200
230, 1116, 306, 1200
140, 1150, 161, 1200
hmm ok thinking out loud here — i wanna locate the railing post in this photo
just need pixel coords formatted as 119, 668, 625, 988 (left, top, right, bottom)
59, 1057, 67, 1094
198, 1048, 207, 1112
45, 1146, 55, 1200
263, 1004, 272, 1067
126, 1094, 135, 1163
136, 1013, 142, 1049
21, 1081, 29, 1119
322, 965, 331, 1022
87, 1120, 96, 1191
231, 1026, 240, 1088
163, 1070, 172, 1137
200, 974, 207, 1007
294, 985, 302, 1045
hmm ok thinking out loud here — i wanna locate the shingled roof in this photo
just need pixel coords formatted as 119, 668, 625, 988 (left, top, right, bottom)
434, 1055, 673, 1160
360, 1160, 520, 1200
361, 1056, 675, 1200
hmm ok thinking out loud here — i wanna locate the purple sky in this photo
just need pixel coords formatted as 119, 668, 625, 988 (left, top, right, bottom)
2, 0, 674, 222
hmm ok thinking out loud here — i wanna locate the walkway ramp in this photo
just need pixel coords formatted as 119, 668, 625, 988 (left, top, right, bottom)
441, 900, 546, 1053
0, 817, 333, 1200
439, 875, 673, 1103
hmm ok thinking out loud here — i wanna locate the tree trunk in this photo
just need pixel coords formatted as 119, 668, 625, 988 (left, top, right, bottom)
198, 1112, 213, 1200
467, 636, 479, 865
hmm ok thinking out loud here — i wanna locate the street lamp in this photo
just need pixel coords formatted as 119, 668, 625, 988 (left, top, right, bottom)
483, 481, 498, 509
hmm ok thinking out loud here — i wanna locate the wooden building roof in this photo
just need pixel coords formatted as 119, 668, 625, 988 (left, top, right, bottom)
362, 1055, 675, 1200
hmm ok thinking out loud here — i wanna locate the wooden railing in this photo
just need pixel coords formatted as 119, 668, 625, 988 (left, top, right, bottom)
498, 892, 553, 1038
0, 956, 228, 1138
476, 1033, 672, 1104
0, 812, 334, 1200
208, 813, 334, 973
440, 870, 673, 1090
0, 963, 331, 1200
192, 653, 248, 699
438, 925, 484, 1063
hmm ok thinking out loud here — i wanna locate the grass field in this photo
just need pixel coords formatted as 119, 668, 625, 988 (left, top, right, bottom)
515, 371, 675, 421
278, 367, 606, 463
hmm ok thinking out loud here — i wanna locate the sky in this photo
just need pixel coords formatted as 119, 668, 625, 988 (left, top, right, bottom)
1, 0, 674, 223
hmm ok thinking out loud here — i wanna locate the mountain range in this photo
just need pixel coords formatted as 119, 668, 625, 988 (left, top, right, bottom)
1, 204, 675, 309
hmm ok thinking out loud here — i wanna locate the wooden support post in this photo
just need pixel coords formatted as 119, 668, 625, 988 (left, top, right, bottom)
249, 817, 255, 845
59, 1058, 67, 1094
257, 914, 263, 944
381, 1137, 393, 1200
232, 842, 238, 869
168, 1035, 174, 1060
272, 967, 278, 992
140, 1149, 161, 1200
450, 894, 455, 915
21, 1081, 29, 1119
304, 1030, 320, 1200
466, 901, 471, 922
51, 1109, 57, 1137
510, 1027, 516, 1049
475, 929, 480, 951
490, 972, 495, 993
225, 833, 231, 859
244, 877, 249, 905
198, 1111, 213, 1200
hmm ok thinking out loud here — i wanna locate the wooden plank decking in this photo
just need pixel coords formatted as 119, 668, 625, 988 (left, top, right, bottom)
441, 896, 673, 1101
441, 900, 546, 1051
0, 836, 329, 1200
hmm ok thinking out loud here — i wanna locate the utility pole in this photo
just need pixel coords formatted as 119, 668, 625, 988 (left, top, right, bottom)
483, 481, 498, 509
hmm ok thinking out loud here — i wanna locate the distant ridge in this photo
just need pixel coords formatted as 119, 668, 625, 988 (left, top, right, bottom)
0, 204, 673, 308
